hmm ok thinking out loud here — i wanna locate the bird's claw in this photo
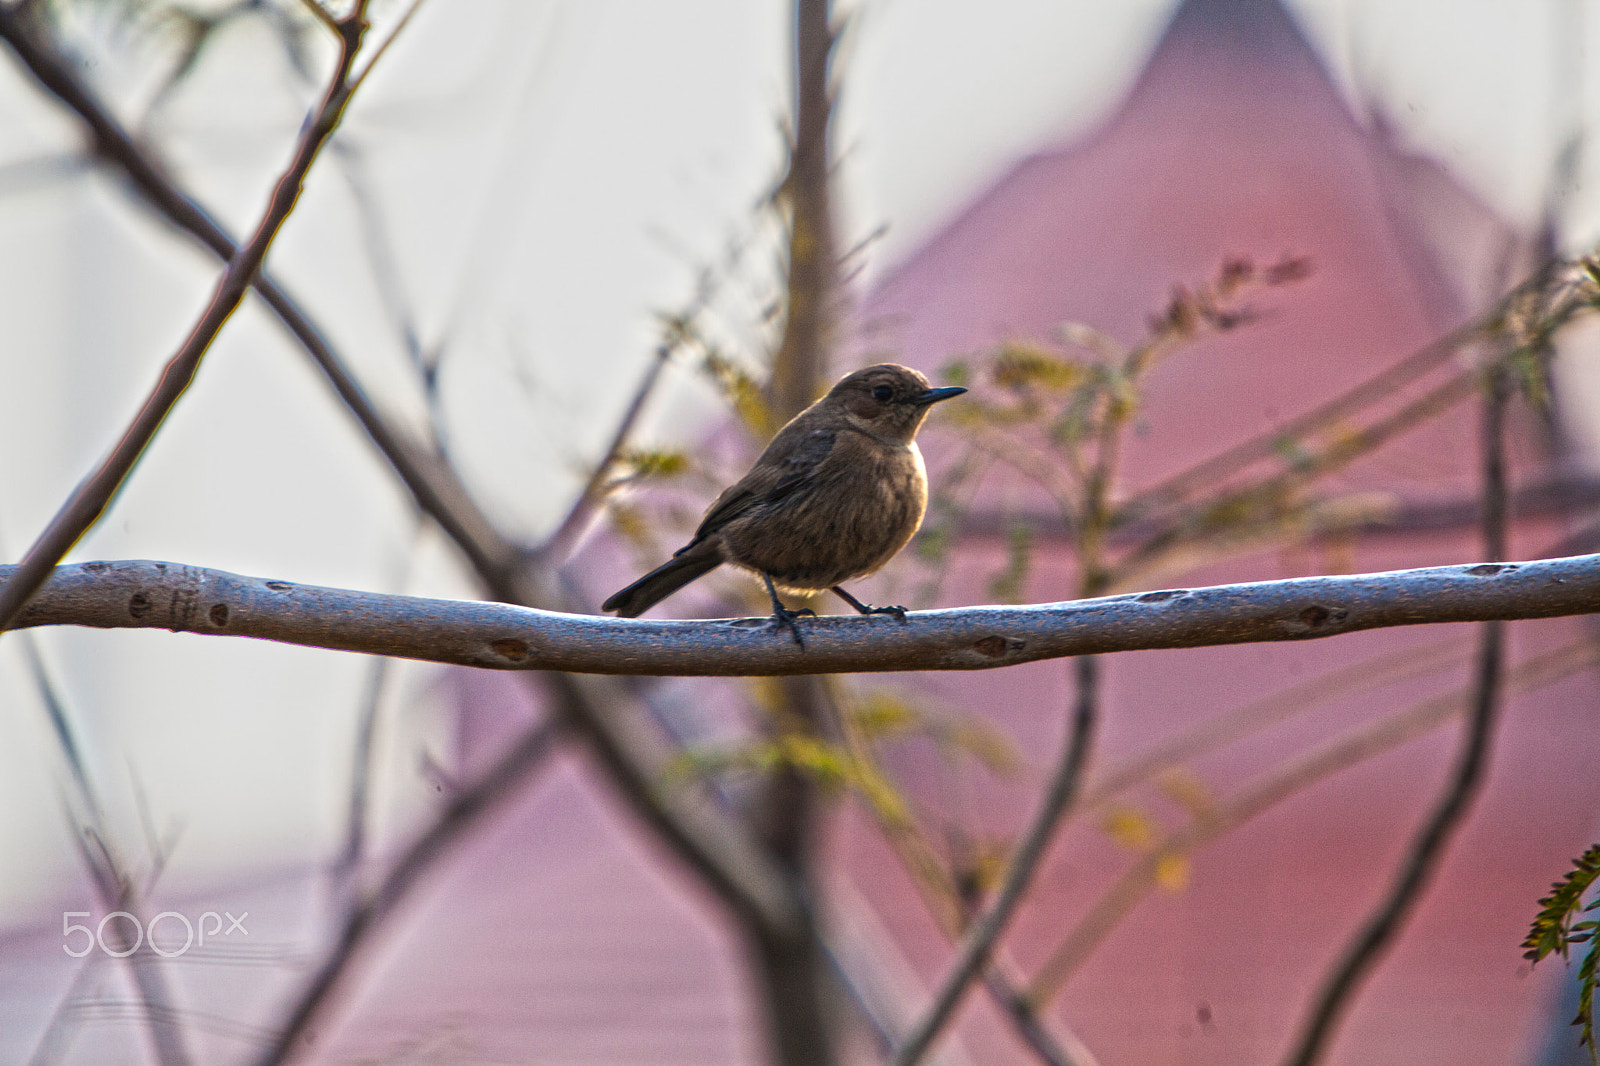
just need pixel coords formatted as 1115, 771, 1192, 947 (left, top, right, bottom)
862, 603, 908, 622
769, 607, 812, 648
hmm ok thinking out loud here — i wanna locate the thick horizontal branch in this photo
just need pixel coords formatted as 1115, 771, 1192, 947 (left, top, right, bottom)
8, 556, 1599, 676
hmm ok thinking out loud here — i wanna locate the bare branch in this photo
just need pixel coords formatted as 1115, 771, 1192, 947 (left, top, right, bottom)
1278, 362, 1514, 1066
1080, 636, 1471, 809
21, 638, 193, 1066
543, 670, 803, 937
832, 684, 1097, 1065
7, 554, 1599, 674
1113, 362, 1479, 588
891, 655, 1099, 1066
253, 718, 561, 1066
0, 5, 373, 634
295, 0, 341, 35
335, 654, 392, 881
764, 0, 839, 425
0, 6, 523, 591
349, 0, 431, 92
1113, 261, 1596, 587
0, 12, 791, 950
982, 971, 1100, 1066
1025, 637, 1598, 1004
535, 340, 674, 568
954, 473, 1600, 549
1112, 263, 1549, 525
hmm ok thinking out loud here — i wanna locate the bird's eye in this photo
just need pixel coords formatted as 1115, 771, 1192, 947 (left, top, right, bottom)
872, 384, 893, 403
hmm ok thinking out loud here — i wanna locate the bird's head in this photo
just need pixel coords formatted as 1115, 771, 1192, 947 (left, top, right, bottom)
823, 363, 966, 445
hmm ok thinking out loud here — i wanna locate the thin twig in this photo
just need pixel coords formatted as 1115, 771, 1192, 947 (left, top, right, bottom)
965, 429, 1081, 536
349, 0, 432, 92
332, 140, 437, 430
252, 717, 561, 1066
544, 671, 801, 935
1080, 636, 1470, 809
336, 510, 425, 883
832, 682, 1092, 1064
1025, 637, 1598, 1003
535, 340, 674, 567
336, 654, 391, 882
295, 0, 341, 35
1278, 361, 1513, 1066
1121, 325, 1479, 523
983, 971, 1100, 1066
891, 655, 1099, 1065
1113, 261, 1596, 586
0, 5, 522, 589
0, 2, 374, 635
939, 473, 1600, 550
1113, 270, 1547, 525
20, 638, 193, 1066
1112, 362, 1481, 588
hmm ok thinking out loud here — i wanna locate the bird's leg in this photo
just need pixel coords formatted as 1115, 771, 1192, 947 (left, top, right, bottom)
763, 573, 814, 647
831, 585, 908, 622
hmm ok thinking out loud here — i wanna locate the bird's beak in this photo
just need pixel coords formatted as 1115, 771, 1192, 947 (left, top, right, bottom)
912, 386, 967, 407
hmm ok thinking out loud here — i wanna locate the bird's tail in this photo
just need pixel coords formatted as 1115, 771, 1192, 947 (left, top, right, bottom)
602, 541, 723, 617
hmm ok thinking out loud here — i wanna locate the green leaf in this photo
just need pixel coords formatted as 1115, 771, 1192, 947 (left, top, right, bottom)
1525, 845, 1600, 962
1525, 844, 1600, 1059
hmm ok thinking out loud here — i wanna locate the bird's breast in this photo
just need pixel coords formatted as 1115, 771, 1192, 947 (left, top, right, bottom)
720, 436, 929, 592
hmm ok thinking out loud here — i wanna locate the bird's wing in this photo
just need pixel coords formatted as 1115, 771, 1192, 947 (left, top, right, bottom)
683, 426, 838, 548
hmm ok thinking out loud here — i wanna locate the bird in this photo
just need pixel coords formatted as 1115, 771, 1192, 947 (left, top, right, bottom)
603, 363, 965, 643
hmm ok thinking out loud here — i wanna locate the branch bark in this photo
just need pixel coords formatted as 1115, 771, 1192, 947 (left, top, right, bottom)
8, 555, 1598, 674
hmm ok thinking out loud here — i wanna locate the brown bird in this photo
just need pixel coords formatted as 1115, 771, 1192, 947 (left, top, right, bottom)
603, 363, 965, 642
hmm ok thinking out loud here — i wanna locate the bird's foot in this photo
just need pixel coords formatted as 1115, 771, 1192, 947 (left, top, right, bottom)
830, 585, 908, 623
768, 605, 815, 648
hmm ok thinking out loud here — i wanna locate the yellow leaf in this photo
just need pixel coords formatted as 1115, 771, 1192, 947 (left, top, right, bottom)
1101, 804, 1159, 851
851, 693, 919, 738
992, 342, 1087, 392
1155, 852, 1190, 892
1156, 770, 1216, 818
966, 840, 1012, 895
607, 501, 651, 546
850, 760, 912, 826
619, 449, 689, 480
944, 721, 1021, 776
